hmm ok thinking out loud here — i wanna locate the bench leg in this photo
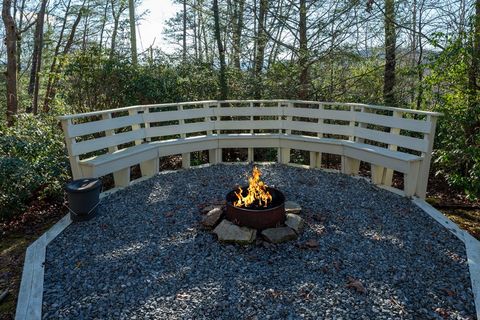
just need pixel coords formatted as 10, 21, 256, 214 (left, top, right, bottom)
140, 158, 158, 177
209, 148, 222, 163
309, 152, 317, 169
315, 152, 322, 168
383, 168, 394, 187
371, 165, 385, 185
341, 156, 360, 175
279, 148, 290, 164
182, 152, 191, 169
113, 168, 130, 187
404, 162, 420, 197
247, 148, 254, 162
208, 149, 218, 164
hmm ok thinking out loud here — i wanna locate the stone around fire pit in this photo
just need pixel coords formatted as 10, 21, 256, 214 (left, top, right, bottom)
201, 208, 223, 229
213, 220, 256, 244
285, 201, 302, 214
261, 227, 297, 243
285, 213, 304, 234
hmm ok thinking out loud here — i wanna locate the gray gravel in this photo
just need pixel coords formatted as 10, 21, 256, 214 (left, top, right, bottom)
42, 164, 476, 319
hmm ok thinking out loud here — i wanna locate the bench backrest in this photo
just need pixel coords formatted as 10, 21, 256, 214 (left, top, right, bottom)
59, 100, 440, 161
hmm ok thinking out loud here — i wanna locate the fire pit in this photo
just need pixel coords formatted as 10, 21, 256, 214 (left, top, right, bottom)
225, 167, 286, 230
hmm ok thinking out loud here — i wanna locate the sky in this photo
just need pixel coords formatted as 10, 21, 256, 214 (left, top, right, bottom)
137, 0, 181, 53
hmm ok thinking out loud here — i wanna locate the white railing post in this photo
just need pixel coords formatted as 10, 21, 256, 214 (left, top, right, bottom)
178, 105, 191, 169
383, 110, 402, 186
61, 119, 82, 180
103, 112, 129, 187
312, 102, 324, 168
248, 101, 254, 162
131, 107, 158, 177
215, 102, 223, 163
341, 105, 360, 175
416, 114, 438, 198
204, 103, 218, 165
279, 102, 292, 164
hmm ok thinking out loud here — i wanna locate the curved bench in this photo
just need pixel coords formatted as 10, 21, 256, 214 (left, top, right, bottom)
58, 100, 441, 198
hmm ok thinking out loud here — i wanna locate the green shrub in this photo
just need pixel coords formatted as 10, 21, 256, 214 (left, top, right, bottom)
0, 114, 69, 220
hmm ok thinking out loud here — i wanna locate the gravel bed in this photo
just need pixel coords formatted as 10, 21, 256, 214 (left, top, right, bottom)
43, 164, 476, 319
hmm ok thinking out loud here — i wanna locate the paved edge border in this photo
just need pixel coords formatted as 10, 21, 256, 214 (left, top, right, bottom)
14, 163, 480, 319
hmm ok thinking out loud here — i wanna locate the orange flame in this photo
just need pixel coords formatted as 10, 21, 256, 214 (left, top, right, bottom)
234, 167, 273, 208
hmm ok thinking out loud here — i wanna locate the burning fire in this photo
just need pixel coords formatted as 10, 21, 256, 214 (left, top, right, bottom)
234, 167, 273, 208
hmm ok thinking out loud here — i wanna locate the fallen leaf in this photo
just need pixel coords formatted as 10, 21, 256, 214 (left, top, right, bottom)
435, 307, 450, 319
441, 288, 456, 297
305, 239, 319, 248
346, 277, 366, 294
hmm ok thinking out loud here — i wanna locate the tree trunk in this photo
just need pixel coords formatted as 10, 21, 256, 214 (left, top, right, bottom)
110, 0, 125, 59
2, 0, 18, 126
27, 0, 48, 114
183, 0, 187, 61
232, 0, 244, 69
16, 0, 25, 72
43, 0, 73, 113
213, 0, 228, 99
129, 0, 137, 65
254, 0, 268, 98
383, 0, 396, 106
466, 0, 480, 142
298, 0, 308, 99
99, 1, 109, 50
43, 6, 83, 112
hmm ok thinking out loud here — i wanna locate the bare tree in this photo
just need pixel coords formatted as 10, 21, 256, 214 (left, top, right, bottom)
129, 0, 137, 65
2, 0, 18, 126
213, 0, 228, 99
27, 0, 48, 114
383, 0, 396, 106
254, 0, 268, 98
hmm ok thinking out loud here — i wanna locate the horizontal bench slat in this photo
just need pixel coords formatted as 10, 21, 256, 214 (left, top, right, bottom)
215, 120, 280, 130
355, 113, 431, 133
355, 127, 427, 152
283, 121, 355, 137
144, 108, 214, 122
72, 129, 145, 156
145, 122, 214, 137
215, 107, 280, 117
284, 107, 355, 122
66, 114, 144, 137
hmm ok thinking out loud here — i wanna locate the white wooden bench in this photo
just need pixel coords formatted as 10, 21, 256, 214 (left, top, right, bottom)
59, 100, 441, 198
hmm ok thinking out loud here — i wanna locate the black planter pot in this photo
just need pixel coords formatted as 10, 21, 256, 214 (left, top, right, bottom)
65, 178, 102, 222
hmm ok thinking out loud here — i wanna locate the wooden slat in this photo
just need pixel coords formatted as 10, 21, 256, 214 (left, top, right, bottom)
215, 120, 280, 130
356, 112, 431, 133
284, 107, 355, 122
355, 127, 427, 152
145, 122, 214, 138
283, 121, 355, 137
72, 129, 145, 156
144, 108, 214, 123
16, 235, 46, 320
67, 114, 144, 138
215, 107, 279, 117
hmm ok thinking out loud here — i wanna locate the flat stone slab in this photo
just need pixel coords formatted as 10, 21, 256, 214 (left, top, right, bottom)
201, 208, 223, 229
262, 227, 297, 243
285, 201, 302, 214
285, 213, 304, 234
213, 220, 256, 244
